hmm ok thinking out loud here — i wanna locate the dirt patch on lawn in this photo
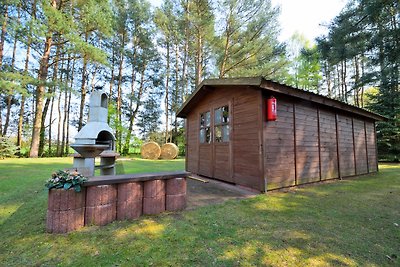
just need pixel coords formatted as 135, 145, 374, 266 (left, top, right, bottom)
186, 175, 258, 209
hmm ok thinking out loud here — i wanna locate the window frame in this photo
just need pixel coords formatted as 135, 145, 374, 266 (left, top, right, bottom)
199, 110, 211, 144
214, 105, 230, 143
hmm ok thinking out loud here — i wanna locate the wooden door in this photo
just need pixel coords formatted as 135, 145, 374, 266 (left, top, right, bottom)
197, 105, 232, 182
212, 104, 233, 182
198, 110, 212, 177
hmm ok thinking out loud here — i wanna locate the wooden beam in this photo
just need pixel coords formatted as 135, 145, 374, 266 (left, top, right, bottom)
293, 102, 298, 185
185, 119, 189, 172
374, 121, 379, 171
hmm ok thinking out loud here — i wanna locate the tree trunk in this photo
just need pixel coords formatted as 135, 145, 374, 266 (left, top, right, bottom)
78, 31, 90, 131
354, 56, 360, 107
39, 43, 60, 156
0, 5, 8, 135
2, 5, 20, 136
55, 58, 65, 156
2, 96, 12, 136
29, 38, 52, 157
173, 42, 180, 143
0, 5, 7, 66
341, 60, 348, 103
325, 61, 332, 98
17, 8, 33, 148
65, 61, 74, 156
336, 64, 341, 100
181, 0, 190, 99
165, 42, 170, 143
108, 38, 115, 124
61, 57, 74, 156
122, 39, 138, 155
219, 7, 233, 78
360, 55, 365, 108
78, 59, 88, 131
116, 32, 125, 152
48, 95, 55, 155
195, 32, 203, 86
29, 0, 56, 157
56, 88, 62, 156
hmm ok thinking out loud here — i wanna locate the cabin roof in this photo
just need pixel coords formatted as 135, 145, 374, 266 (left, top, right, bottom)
176, 77, 386, 121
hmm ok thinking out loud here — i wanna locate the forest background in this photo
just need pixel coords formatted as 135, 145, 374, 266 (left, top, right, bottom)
0, 0, 398, 160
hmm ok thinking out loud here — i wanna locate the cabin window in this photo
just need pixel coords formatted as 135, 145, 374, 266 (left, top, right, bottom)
214, 105, 229, 142
199, 111, 211, 143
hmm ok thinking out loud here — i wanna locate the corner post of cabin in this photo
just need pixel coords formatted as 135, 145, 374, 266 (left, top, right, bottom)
374, 121, 379, 171
258, 90, 266, 192
184, 118, 188, 172
293, 102, 298, 185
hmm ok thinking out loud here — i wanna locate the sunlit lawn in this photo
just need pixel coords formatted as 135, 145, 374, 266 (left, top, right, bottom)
0, 157, 399, 266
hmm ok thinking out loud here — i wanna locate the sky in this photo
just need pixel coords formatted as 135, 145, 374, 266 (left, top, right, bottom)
270, 0, 347, 43
150, 0, 347, 43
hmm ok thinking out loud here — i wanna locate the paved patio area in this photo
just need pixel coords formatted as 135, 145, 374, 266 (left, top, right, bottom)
186, 175, 259, 209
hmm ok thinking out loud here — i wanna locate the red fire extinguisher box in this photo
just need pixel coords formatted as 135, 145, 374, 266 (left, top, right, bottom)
266, 97, 277, 121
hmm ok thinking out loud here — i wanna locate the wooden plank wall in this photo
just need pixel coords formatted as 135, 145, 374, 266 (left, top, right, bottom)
295, 104, 320, 184
232, 87, 263, 190
186, 112, 198, 173
264, 97, 378, 190
264, 99, 296, 190
214, 144, 231, 181
353, 118, 368, 174
366, 121, 378, 172
319, 110, 339, 179
337, 115, 356, 177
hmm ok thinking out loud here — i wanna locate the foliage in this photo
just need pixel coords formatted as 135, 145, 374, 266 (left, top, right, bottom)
0, 137, 18, 158
0, 158, 399, 266
0, 0, 289, 158
284, 33, 322, 92
136, 92, 163, 140
45, 169, 87, 192
215, 0, 286, 78
317, 0, 400, 158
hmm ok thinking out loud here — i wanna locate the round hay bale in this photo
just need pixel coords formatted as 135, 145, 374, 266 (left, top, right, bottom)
160, 143, 179, 159
141, 142, 161, 159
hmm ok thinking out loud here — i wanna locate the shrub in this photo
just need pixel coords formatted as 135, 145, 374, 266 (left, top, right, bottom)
45, 170, 87, 192
0, 137, 18, 159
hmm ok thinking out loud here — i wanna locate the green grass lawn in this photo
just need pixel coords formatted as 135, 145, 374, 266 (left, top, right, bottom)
0, 158, 399, 266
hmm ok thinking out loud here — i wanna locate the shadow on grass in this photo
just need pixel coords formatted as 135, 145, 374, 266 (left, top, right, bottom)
0, 164, 399, 266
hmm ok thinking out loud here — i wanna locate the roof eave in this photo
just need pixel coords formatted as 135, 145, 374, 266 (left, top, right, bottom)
177, 76, 386, 121
177, 77, 263, 118
260, 79, 387, 121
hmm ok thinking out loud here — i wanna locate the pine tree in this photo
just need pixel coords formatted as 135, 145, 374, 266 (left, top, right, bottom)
216, 0, 285, 78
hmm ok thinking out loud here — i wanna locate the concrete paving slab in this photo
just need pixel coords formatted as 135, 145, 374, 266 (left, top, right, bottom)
186, 175, 258, 209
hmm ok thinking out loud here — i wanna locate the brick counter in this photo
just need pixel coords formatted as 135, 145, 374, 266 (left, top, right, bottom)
46, 171, 188, 233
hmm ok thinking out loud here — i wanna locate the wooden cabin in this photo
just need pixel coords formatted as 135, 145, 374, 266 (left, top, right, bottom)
177, 77, 385, 192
